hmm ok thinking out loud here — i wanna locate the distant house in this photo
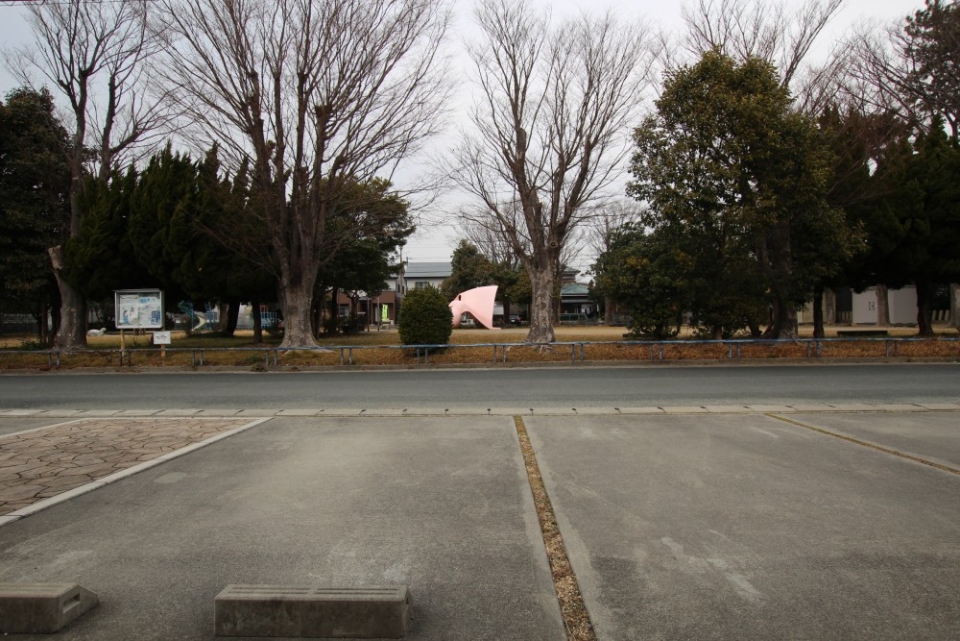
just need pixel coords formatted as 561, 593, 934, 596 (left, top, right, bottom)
388, 261, 452, 296
559, 282, 594, 319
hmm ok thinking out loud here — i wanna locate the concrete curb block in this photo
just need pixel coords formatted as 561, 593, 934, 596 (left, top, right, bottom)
2, 405, 959, 424
0, 417, 272, 528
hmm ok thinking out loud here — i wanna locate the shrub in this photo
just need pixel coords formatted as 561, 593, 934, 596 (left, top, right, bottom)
398, 286, 452, 345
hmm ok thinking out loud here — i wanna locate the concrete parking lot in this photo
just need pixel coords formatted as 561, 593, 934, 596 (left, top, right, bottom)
0, 407, 958, 640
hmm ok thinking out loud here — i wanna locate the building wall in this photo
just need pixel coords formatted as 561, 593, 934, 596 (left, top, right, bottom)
852, 286, 917, 325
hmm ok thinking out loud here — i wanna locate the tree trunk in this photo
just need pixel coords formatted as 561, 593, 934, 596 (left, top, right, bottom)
875, 285, 890, 326
948, 283, 959, 330
525, 265, 556, 343
221, 298, 240, 336
48, 245, 87, 351
278, 274, 319, 348
502, 299, 512, 328
216, 302, 231, 333
771, 298, 799, 339
252, 300, 263, 343
813, 285, 824, 339
824, 287, 837, 325
915, 279, 934, 337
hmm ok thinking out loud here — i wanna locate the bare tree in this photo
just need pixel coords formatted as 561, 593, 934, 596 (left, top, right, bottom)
154, 0, 451, 347
845, 1, 960, 140
580, 199, 643, 323
453, 0, 655, 343
8, 0, 164, 350
681, 0, 847, 104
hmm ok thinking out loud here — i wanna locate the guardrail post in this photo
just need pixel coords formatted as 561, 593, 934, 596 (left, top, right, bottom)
493, 346, 497, 363
424, 347, 429, 365
200, 349, 204, 366
580, 343, 585, 361
47, 352, 52, 368
570, 344, 576, 364
273, 349, 278, 367
884, 339, 890, 357
348, 348, 354, 365
816, 340, 821, 357
659, 345, 664, 362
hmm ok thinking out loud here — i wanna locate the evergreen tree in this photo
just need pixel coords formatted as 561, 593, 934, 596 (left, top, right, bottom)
0, 88, 70, 341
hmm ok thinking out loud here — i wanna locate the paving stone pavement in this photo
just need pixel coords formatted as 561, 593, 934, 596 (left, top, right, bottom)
0, 418, 251, 515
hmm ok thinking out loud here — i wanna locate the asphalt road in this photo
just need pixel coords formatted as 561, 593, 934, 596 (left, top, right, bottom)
1, 363, 958, 409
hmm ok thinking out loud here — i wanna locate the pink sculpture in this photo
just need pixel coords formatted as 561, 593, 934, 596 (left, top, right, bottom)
450, 285, 500, 330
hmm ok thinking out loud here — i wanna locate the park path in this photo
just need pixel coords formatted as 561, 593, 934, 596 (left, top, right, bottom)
0, 418, 250, 515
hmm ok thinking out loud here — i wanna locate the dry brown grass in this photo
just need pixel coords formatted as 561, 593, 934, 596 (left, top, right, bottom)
514, 416, 596, 641
1, 325, 958, 369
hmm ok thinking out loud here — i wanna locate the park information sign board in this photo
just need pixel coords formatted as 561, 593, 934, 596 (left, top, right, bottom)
115, 290, 164, 330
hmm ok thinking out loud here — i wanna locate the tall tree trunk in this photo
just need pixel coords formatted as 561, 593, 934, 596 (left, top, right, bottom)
526, 265, 556, 343
771, 298, 799, 339
948, 283, 959, 330
252, 300, 263, 343
875, 285, 890, 326
758, 222, 796, 339
813, 285, 824, 339
216, 301, 231, 333
824, 287, 837, 326
221, 298, 240, 336
915, 280, 934, 337
502, 299, 512, 328
278, 271, 319, 348
48, 245, 86, 351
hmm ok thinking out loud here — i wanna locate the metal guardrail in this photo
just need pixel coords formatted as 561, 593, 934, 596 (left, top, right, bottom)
1, 336, 958, 369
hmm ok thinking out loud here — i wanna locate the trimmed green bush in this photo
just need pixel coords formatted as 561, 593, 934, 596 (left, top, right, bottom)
398, 286, 453, 345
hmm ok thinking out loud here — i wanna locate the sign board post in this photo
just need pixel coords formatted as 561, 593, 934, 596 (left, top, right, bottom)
114, 290, 164, 365
153, 331, 171, 364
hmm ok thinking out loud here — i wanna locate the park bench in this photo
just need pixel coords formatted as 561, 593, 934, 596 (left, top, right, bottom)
837, 329, 889, 337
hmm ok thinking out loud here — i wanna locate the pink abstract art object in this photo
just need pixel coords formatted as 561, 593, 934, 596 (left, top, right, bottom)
449, 285, 500, 330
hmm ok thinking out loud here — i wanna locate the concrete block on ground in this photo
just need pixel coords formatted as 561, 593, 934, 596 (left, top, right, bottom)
214, 585, 411, 639
0, 583, 98, 634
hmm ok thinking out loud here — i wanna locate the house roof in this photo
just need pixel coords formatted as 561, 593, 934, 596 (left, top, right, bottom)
403, 262, 452, 278
560, 283, 590, 297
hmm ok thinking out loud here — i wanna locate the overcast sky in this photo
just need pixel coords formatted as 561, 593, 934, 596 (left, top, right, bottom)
0, 0, 923, 272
